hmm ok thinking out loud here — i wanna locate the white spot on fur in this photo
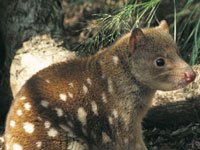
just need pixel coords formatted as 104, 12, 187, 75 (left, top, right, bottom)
112, 109, 118, 118
40, 100, 49, 108
68, 92, 73, 98
37, 116, 42, 121
45, 79, 50, 83
83, 84, 88, 94
122, 113, 130, 127
36, 141, 42, 148
102, 132, 111, 143
5, 134, 11, 139
67, 142, 75, 149
124, 138, 129, 144
67, 141, 87, 150
6, 144, 10, 150
13, 143, 23, 150
69, 82, 74, 87
102, 74, 106, 79
67, 121, 74, 128
47, 128, 58, 137
102, 92, 107, 103
91, 101, 98, 115
54, 108, 64, 117
23, 122, 35, 134
0, 137, 4, 143
10, 120, 16, 128
59, 124, 71, 132
87, 78, 92, 85
59, 124, 75, 137
77, 107, 87, 125
20, 96, 26, 100
24, 102, 31, 111
59, 93, 67, 101
112, 55, 119, 65
44, 121, 51, 129
16, 109, 23, 116
108, 116, 113, 125
108, 78, 114, 93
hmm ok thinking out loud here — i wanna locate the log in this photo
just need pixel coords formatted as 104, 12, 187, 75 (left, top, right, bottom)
144, 97, 200, 128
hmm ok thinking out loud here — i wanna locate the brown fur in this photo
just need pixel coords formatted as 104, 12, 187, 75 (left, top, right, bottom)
4, 21, 195, 150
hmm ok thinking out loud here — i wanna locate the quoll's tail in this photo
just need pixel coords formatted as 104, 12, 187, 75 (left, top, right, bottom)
0, 135, 5, 150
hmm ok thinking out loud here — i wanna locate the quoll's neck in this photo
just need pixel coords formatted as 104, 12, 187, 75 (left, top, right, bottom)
91, 39, 156, 125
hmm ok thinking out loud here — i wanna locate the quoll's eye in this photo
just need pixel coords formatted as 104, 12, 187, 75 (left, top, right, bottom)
155, 58, 165, 67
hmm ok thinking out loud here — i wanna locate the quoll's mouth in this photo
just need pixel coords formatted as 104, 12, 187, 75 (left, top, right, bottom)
175, 80, 191, 89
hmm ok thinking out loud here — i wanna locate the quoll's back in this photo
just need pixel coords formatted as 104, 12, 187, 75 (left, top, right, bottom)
5, 21, 196, 150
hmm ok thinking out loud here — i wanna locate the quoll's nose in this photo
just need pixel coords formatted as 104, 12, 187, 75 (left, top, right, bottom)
184, 70, 196, 83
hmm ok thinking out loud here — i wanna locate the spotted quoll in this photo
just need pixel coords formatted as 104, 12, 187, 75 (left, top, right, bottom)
4, 20, 196, 150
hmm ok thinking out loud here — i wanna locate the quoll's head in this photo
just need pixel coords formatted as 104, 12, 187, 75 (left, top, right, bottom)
129, 20, 196, 91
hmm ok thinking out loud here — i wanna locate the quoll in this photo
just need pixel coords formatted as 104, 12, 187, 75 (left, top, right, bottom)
4, 20, 196, 150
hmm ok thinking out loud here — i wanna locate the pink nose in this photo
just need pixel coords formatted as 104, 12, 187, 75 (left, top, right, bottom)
184, 71, 196, 83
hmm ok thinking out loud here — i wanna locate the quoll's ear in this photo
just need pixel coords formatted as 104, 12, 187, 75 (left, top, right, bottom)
158, 20, 169, 32
129, 28, 144, 54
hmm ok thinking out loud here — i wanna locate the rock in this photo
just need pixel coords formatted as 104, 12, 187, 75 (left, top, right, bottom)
10, 34, 76, 96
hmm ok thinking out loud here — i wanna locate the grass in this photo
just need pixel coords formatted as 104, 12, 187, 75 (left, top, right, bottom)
73, 0, 160, 55
72, 0, 200, 65
172, 0, 200, 65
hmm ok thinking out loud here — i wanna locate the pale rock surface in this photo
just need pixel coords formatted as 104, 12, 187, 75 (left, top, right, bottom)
10, 35, 76, 96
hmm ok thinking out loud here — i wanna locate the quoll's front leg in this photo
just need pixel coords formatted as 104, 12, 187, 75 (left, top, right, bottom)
134, 141, 148, 150
128, 139, 147, 150
129, 129, 148, 150
136, 132, 148, 150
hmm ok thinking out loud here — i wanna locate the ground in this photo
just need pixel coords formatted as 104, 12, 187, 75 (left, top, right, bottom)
144, 123, 200, 150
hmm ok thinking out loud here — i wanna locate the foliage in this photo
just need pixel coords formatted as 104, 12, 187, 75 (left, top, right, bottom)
73, 0, 160, 55
172, 0, 200, 65
72, 0, 200, 65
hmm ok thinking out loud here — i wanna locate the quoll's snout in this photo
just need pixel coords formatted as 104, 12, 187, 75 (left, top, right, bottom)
184, 69, 196, 83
